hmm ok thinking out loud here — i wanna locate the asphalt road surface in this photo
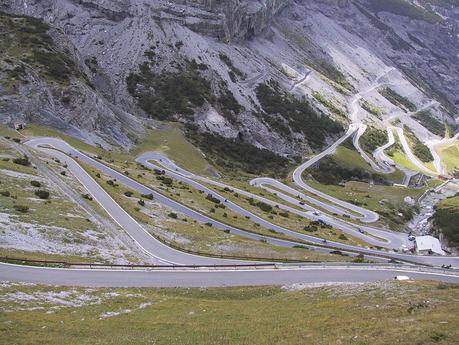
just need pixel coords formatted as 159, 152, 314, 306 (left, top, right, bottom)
1, 263, 458, 287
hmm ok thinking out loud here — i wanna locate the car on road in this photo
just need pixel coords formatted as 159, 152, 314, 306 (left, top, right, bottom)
408, 235, 416, 241
394, 276, 410, 281
358, 228, 365, 234
313, 211, 320, 216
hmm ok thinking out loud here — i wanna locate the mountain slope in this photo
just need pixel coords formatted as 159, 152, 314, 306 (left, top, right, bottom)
0, 0, 457, 165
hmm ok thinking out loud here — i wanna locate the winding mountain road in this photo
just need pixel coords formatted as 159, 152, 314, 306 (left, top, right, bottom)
3, 66, 459, 287
1, 131, 458, 287
18, 137, 459, 267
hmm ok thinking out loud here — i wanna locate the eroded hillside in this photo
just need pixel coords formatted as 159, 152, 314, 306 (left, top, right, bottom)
0, 0, 457, 169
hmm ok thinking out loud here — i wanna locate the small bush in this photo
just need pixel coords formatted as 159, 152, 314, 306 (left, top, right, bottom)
256, 201, 273, 213
162, 177, 173, 186
0, 191, 11, 197
137, 199, 145, 206
430, 331, 446, 342
30, 180, 41, 187
206, 193, 221, 204
141, 193, 154, 200
338, 234, 348, 241
13, 205, 29, 213
124, 191, 134, 197
34, 190, 50, 199
13, 155, 30, 166
82, 193, 93, 201
168, 212, 178, 219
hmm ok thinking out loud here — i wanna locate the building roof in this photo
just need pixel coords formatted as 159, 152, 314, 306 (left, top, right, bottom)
415, 235, 444, 255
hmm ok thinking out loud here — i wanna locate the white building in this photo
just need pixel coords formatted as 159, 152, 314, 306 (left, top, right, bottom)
415, 235, 445, 255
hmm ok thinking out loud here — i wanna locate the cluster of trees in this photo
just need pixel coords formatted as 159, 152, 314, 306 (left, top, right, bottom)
360, 127, 388, 153
219, 53, 245, 82
413, 111, 445, 137
256, 81, 343, 149
246, 197, 273, 213
379, 204, 416, 225
433, 196, 459, 248
126, 62, 212, 120
360, 100, 382, 119
413, 142, 434, 163
312, 91, 347, 118
217, 89, 242, 123
185, 125, 290, 177
379, 87, 416, 112
407, 130, 434, 162
308, 156, 390, 186
314, 60, 354, 92
31, 49, 76, 83
2, 13, 77, 84
126, 60, 242, 124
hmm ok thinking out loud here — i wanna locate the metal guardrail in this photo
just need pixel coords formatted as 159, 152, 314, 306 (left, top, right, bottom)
0, 256, 282, 269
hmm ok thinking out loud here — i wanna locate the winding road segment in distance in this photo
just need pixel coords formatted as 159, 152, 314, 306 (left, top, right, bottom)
22, 137, 459, 268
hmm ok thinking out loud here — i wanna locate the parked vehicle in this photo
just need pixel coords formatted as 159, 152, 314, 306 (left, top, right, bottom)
394, 276, 410, 281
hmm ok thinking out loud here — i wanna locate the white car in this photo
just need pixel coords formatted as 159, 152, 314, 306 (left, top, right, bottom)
394, 276, 410, 281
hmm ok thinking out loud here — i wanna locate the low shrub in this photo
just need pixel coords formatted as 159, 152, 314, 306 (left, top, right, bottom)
34, 190, 50, 199
141, 193, 154, 200
206, 193, 221, 204
13, 204, 29, 213
13, 155, 30, 166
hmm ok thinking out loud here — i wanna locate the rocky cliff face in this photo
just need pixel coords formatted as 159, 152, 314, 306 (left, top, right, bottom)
0, 0, 457, 154
169, 0, 291, 42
